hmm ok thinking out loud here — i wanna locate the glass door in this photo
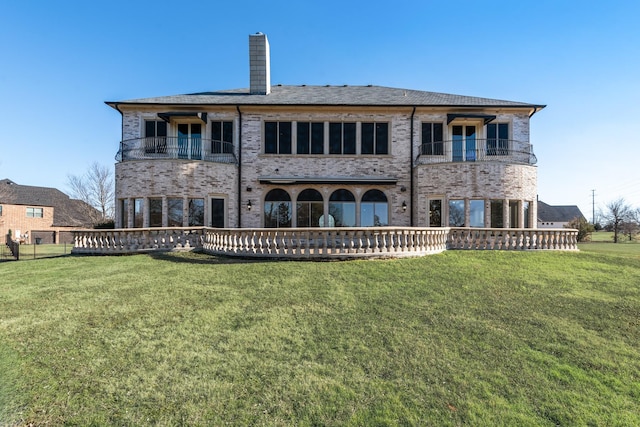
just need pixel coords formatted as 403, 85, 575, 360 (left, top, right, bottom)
211, 198, 225, 228
452, 125, 476, 162
177, 123, 202, 159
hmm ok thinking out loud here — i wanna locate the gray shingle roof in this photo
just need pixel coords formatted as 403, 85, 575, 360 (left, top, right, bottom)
107, 85, 544, 109
0, 179, 97, 227
537, 201, 585, 223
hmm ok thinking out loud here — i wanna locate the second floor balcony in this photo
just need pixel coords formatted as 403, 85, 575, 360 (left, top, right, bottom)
116, 137, 237, 164
416, 139, 537, 166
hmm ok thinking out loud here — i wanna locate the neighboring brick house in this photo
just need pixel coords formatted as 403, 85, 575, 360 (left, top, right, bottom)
0, 179, 96, 244
537, 201, 586, 229
108, 33, 543, 231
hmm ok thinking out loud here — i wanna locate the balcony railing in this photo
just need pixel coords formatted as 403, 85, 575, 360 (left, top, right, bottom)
115, 137, 237, 164
416, 140, 537, 165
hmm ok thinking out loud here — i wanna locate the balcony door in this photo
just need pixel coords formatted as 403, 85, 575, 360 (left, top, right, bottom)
177, 123, 202, 160
452, 125, 476, 162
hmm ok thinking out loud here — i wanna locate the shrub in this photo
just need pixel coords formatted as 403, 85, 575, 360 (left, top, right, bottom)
565, 217, 595, 242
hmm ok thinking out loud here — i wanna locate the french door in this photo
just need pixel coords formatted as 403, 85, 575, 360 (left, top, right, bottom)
177, 123, 202, 159
452, 125, 476, 162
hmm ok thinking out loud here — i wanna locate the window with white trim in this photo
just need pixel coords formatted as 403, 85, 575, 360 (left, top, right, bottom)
26, 207, 43, 218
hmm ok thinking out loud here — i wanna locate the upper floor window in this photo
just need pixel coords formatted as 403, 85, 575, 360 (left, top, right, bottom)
211, 121, 233, 154
0, 205, 2, 216
361, 123, 389, 155
265, 121, 292, 154
297, 122, 324, 154
486, 123, 509, 155
144, 120, 167, 154
421, 122, 443, 155
26, 207, 43, 218
264, 121, 389, 155
329, 122, 356, 154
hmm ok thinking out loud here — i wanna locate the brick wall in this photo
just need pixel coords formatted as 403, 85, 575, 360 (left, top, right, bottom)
0, 203, 74, 243
115, 107, 538, 228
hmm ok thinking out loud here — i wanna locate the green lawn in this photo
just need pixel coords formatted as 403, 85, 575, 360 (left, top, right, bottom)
1, 248, 639, 426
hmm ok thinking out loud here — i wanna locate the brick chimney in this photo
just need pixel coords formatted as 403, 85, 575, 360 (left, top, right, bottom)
249, 33, 271, 95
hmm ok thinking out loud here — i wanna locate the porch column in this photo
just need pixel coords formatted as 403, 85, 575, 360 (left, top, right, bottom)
503, 198, 510, 228
464, 198, 470, 228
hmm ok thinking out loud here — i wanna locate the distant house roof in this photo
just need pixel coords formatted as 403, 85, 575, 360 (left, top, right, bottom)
537, 201, 585, 223
0, 179, 97, 227
106, 85, 545, 113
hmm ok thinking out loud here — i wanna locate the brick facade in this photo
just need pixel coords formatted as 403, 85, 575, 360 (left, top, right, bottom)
110, 34, 542, 231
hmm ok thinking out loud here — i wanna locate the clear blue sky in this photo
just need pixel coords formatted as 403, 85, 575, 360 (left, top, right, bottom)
2, 0, 639, 222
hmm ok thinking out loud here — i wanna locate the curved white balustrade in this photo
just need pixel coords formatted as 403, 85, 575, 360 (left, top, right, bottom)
72, 227, 578, 258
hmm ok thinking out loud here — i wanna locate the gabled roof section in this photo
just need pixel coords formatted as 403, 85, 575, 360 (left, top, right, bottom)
106, 85, 545, 111
0, 179, 98, 227
537, 201, 586, 223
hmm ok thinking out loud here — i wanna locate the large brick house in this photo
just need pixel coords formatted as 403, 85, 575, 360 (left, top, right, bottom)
0, 179, 97, 244
108, 33, 542, 231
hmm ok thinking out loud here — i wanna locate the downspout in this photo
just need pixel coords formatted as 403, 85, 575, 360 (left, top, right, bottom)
410, 106, 416, 226
236, 105, 243, 227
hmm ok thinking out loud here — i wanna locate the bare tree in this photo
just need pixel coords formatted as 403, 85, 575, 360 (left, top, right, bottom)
602, 198, 633, 243
67, 162, 114, 224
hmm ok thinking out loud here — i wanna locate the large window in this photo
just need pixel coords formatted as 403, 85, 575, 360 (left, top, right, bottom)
264, 189, 292, 227
421, 122, 443, 155
168, 198, 183, 227
120, 199, 129, 228
361, 122, 389, 155
470, 200, 485, 227
360, 190, 388, 226
329, 122, 356, 154
296, 122, 324, 154
189, 198, 205, 226
211, 121, 233, 153
134, 198, 143, 227
490, 200, 504, 228
265, 121, 292, 154
449, 199, 465, 226
149, 198, 162, 227
486, 123, 509, 155
296, 189, 323, 227
145, 120, 167, 154
26, 207, 43, 218
329, 189, 356, 227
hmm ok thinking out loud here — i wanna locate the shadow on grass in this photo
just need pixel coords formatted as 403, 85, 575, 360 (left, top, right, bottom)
148, 250, 277, 265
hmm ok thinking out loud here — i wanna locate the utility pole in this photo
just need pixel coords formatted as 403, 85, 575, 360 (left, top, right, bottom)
591, 189, 596, 225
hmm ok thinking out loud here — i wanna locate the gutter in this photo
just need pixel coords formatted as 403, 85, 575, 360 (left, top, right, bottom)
410, 106, 416, 226
236, 105, 243, 227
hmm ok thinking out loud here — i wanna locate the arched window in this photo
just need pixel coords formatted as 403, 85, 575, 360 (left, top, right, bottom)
328, 189, 356, 227
264, 189, 292, 228
361, 190, 388, 226
296, 189, 323, 227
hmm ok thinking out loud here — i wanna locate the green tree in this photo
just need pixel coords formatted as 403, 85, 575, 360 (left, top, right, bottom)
565, 216, 595, 242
